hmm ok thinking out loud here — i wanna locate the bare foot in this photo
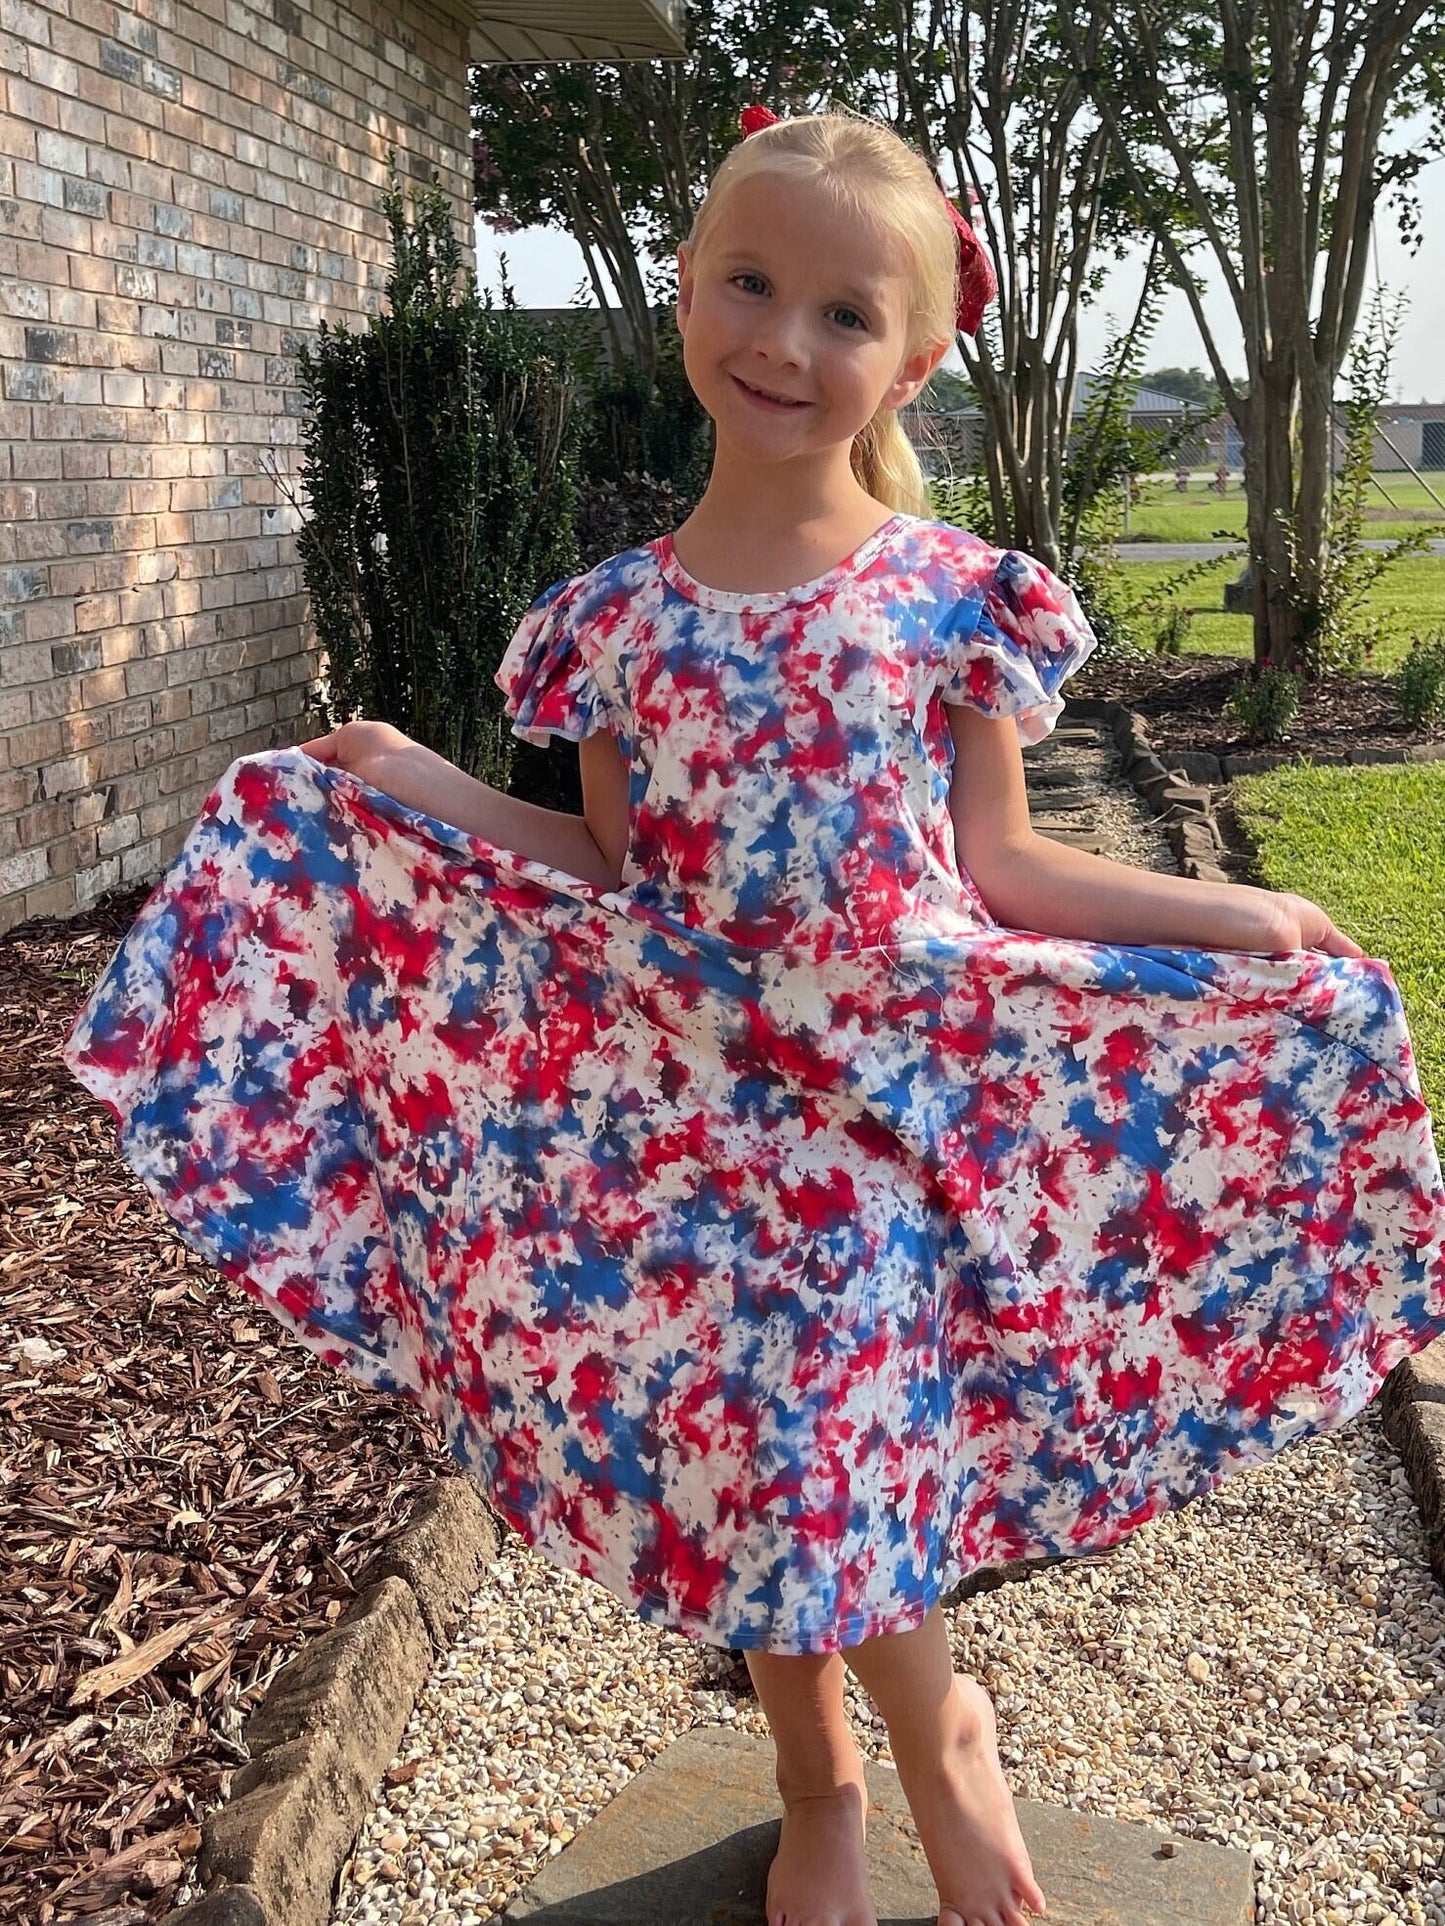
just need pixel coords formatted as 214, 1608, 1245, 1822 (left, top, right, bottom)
766, 1769, 876, 1926
890, 1674, 1046, 1926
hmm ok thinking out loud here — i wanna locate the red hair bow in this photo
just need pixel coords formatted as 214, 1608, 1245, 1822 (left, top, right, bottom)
737, 103, 996, 337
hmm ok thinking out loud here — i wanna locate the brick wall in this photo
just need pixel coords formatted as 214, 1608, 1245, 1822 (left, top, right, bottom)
0, 0, 475, 932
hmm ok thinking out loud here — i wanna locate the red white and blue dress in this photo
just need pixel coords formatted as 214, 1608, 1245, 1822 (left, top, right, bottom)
63, 514, 1445, 1654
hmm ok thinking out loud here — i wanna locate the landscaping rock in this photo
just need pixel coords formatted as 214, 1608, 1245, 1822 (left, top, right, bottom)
1028, 789, 1099, 814
1132, 760, 1186, 805
1116, 731, 1156, 770
355, 1475, 498, 1649
198, 1727, 356, 1926
199, 1579, 432, 1926
1125, 745, 1167, 778
1382, 1337, 1445, 1407
1379, 1342, 1445, 1590
1160, 750, 1225, 785
946, 1552, 1075, 1599
242, 1578, 429, 1756
1035, 829, 1111, 854
1219, 752, 1291, 777
1380, 1395, 1445, 1590
1167, 821, 1224, 865
1156, 781, 1215, 816
1181, 859, 1232, 885
159, 1889, 269, 1926
1158, 799, 1219, 830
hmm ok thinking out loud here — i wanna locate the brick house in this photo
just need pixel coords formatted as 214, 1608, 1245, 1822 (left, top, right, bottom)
0, 0, 686, 934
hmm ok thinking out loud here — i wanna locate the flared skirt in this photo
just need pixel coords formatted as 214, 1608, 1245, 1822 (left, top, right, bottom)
62, 749, 1445, 1653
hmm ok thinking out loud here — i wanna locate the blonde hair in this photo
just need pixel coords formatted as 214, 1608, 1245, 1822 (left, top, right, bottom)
684, 111, 959, 517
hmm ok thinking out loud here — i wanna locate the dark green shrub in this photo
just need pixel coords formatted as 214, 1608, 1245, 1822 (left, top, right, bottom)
575, 473, 694, 572
579, 321, 711, 503
1226, 664, 1301, 742
1065, 549, 1148, 663
294, 159, 583, 787
1394, 633, 1445, 731
562, 315, 709, 565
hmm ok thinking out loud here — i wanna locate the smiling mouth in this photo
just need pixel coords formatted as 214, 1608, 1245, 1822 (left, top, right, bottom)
733, 375, 810, 408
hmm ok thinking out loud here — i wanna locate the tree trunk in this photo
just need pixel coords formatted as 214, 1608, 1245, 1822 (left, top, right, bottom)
1068, 0, 1433, 678
1242, 353, 1338, 671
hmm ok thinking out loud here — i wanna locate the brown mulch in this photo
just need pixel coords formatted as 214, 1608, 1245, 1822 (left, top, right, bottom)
1072, 650, 1445, 762
0, 892, 452, 1925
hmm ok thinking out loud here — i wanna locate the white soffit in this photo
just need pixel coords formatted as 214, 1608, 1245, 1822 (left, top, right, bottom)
462, 0, 687, 63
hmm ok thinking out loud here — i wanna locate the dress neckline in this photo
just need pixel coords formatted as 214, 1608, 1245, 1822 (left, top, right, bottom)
654, 513, 913, 613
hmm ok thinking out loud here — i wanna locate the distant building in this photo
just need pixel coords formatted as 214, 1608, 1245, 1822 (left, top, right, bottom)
903, 370, 1241, 478
1371, 404, 1445, 472
519, 311, 1445, 479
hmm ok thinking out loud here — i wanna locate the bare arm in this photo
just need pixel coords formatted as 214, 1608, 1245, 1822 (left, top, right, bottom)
302, 721, 620, 891
947, 705, 1361, 956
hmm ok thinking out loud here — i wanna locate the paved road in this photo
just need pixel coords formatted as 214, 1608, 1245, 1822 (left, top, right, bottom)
1116, 539, 1445, 561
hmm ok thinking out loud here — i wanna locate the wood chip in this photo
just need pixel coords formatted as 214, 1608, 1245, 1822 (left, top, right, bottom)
69, 1607, 240, 1708
2, 889, 448, 1920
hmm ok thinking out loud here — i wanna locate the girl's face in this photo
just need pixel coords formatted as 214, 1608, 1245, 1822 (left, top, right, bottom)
676, 170, 945, 466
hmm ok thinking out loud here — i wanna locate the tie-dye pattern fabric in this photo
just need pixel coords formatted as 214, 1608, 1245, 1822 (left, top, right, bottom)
63, 514, 1445, 1654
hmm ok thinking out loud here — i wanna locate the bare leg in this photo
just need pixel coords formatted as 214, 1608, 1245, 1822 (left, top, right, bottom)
743, 1647, 876, 1926
842, 1605, 1046, 1926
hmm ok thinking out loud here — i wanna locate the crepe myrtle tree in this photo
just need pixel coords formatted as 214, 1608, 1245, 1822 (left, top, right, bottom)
1062, 0, 1445, 674
470, 0, 891, 384
884, 0, 1174, 571
471, 0, 1166, 573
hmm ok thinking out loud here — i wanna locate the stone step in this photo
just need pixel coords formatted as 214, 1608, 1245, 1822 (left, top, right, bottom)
502, 1727, 1253, 1925
1027, 791, 1098, 813
1034, 827, 1109, 853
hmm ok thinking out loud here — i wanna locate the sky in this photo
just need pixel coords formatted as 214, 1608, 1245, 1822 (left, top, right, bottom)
473, 154, 1445, 403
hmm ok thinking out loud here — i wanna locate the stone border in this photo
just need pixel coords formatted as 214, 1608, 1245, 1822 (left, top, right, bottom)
1064, 695, 1236, 885
1379, 1343, 1445, 1591
1065, 695, 1444, 886
1069, 694, 1445, 1599
160, 1477, 499, 1926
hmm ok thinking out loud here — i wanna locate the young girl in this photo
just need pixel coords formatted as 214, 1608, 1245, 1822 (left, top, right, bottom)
65, 112, 1445, 1926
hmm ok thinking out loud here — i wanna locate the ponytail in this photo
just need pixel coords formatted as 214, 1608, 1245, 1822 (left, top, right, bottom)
851, 411, 932, 518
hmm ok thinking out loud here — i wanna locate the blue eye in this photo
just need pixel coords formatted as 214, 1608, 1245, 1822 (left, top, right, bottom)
728, 275, 868, 331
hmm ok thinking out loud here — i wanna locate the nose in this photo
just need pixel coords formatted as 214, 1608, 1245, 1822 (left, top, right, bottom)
749, 301, 809, 370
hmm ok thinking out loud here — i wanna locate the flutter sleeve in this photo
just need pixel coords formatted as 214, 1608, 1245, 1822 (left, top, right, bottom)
938, 548, 1098, 747
494, 578, 610, 748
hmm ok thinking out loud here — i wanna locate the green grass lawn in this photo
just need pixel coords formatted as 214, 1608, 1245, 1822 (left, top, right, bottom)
1121, 473, 1445, 544
1231, 761, 1445, 1161
1113, 554, 1445, 673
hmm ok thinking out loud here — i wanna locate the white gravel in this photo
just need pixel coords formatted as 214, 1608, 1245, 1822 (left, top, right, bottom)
331, 726, 1444, 1926
1028, 715, 1179, 876
332, 1408, 1443, 1926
